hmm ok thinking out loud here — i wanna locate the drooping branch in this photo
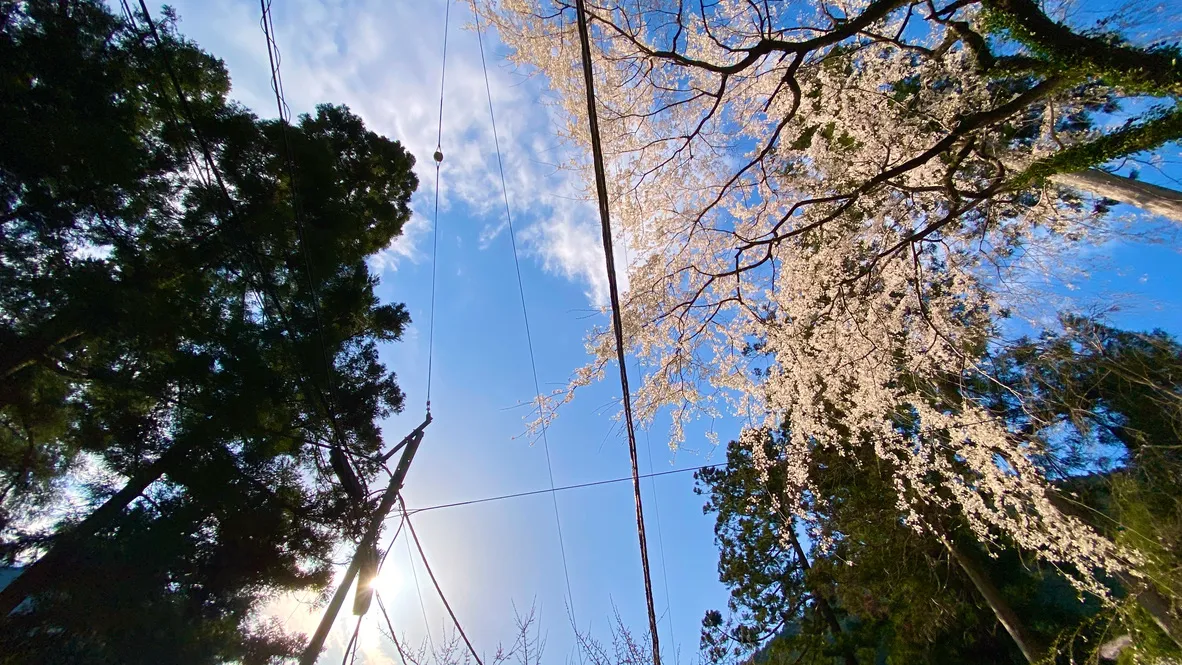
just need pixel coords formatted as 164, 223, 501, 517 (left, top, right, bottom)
585, 0, 913, 76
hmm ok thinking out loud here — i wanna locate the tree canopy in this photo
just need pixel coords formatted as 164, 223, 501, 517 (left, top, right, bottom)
0, 1, 418, 661
483, 0, 1182, 593
697, 317, 1182, 663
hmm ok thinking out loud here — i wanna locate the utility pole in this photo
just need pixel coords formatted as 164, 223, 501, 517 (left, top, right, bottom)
299, 416, 431, 665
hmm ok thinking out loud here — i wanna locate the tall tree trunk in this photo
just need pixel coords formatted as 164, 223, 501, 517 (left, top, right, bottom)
984, 0, 1182, 96
1050, 170, 1182, 223
1114, 572, 1182, 650
784, 519, 859, 665
983, 0, 1182, 221
1044, 489, 1182, 649
0, 441, 191, 618
941, 536, 1047, 663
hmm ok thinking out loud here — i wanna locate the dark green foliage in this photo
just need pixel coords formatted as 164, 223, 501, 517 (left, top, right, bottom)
977, 0, 1182, 185
982, 316, 1182, 464
0, 1, 418, 661
1, 466, 325, 664
700, 317, 1182, 663
697, 430, 1086, 664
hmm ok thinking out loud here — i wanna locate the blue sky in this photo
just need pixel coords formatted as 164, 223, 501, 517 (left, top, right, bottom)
160, 1, 733, 663
152, 1, 1182, 664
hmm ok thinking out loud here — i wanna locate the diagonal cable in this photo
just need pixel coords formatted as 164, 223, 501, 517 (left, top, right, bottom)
404, 523, 437, 660
644, 428, 675, 642
468, 0, 582, 650
257, 0, 356, 466
400, 496, 484, 665
131, 0, 355, 471
571, 1, 662, 662
375, 592, 412, 665
425, 0, 452, 414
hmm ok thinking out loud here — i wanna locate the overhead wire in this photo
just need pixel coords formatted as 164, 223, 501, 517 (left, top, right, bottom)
128, 0, 361, 478
402, 462, 722, 517
253, 30, 437, 656
467, 0, 581, 652
571, 1, 663, 662
341, 615, 363, 665
376, 592, 412, 665
619, 204, 676, 650
257, 9, 443, 660
366, 511, 428, 665
405, 524, 437, 659
402, 3, 453, 657
258, 0, 354, 462
117, 0, 208, 190
131, 1, 232, 203
425, 0, 453, 414
400, 495, 485, 665
644, 428, 676, 642
376, 513, 407, 570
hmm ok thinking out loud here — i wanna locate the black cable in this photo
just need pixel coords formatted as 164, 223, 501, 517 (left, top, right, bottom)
400, 495, 484, 665
375, 592, 412, 665
572, 1, 662, 662
133, 0, 355, 470
405, 524, 437, 658
425, 0, 452, 414
644, 429, 676, 642
341, 615, 363, 665
621, 228, 676, 648
403, 462, 721, 516
468, 0, 581, 649
376, 513, 406, 570
118, 1, 208, 191
134, 1, 232, 203
258, 0, 351, 464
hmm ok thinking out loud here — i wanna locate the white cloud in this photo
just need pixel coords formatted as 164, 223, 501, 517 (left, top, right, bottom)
367, 202, 433, 273
521, 207, 608, 306
171, 0, 614, 299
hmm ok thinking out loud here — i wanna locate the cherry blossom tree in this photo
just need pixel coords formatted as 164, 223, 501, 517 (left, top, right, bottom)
478, 0, 1181, 596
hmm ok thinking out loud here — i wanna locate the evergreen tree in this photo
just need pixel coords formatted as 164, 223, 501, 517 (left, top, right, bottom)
0, 2, 418, 661
697, 317, 1182, 664
698, 429, 1093, 664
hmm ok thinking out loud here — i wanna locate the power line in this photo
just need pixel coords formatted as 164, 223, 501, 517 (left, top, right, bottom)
117, 0, 208, 190
403, 463, 721, 516
468, 0, 581, 652
619, 211, 675, 649
375, 592, 412, 665
400, 496, 485, 665
377, 513, 407, 570
258, 0, 352, 461
572, 1, 662, 662
341, 615, 363, 665
129, 0, 358, 472
425, 0, 452, 414
644, 429, 676, 643
133, 0, 232, 204
405, 522, 436, 659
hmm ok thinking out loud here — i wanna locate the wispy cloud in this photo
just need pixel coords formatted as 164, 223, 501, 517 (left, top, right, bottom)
179, 0, 608, 298
521, 204, 610, 305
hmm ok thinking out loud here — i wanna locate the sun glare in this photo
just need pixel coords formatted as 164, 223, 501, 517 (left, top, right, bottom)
368, 564, 403, 601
